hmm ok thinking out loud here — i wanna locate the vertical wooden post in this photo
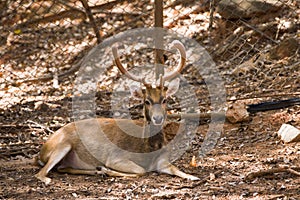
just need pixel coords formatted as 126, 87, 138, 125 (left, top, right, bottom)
80, 0, 102, 44
154, 0, 164, 80
209, 0, 216, 30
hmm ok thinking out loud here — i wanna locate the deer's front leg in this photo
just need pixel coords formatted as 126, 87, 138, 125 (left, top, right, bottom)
97, 166, 140, 177
156, 158, 199, 180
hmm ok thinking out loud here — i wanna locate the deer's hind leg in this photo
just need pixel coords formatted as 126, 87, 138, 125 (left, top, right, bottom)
35, 143, 72, 185
56, 150, 140, 178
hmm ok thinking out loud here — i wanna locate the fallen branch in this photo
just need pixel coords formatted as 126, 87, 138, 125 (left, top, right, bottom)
245, 166, 300, 180
227, 92, 300, 101
247, 98, 300, 113
167, 112, 225, 120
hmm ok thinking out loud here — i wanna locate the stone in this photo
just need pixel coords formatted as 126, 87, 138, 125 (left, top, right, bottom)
226, 102, 249, 123
278, 124, 300, 143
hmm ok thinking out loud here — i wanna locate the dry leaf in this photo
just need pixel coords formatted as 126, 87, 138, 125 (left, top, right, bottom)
190, 155, 197, 167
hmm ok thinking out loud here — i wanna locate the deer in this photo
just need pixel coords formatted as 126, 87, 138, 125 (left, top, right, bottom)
35, 40, 199, 185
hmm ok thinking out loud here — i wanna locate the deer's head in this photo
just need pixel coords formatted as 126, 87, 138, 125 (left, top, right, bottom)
112, 40, 186, 126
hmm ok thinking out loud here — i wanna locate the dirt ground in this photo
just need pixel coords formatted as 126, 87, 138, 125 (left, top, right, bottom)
1, 0, 300, 199
1, 108, 300, 199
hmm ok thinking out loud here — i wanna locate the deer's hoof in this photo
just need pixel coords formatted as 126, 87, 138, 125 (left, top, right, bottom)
35, 174, 52, 185
187, 175, 200, 181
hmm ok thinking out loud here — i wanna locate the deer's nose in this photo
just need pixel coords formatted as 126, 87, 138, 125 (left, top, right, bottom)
152, 115, 164, 125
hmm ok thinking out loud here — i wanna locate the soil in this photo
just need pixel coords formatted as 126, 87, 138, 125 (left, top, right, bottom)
1, 109, 300, 199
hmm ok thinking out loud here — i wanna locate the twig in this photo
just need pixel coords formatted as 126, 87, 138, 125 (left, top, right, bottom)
245, 166, 300, 180
27, 120, 54, 134
131, 181, 144, 192
286, 168, 300, 176
167, 112, 225, 120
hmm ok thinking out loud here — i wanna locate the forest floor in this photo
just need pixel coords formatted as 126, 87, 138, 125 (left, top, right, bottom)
1, 108, 300, 199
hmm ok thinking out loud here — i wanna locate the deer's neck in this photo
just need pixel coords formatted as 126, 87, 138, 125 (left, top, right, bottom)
143, 121, 165, 152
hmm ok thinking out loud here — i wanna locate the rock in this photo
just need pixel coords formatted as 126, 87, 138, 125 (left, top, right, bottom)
226, 102, 249, 123
217, 0, 283, 19
278, 124, 300, 143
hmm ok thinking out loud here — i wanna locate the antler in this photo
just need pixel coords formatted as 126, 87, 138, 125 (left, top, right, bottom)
112, 45, 148, 85
157, 74, 164, 88
162, 40, 186, 83
112, 40, 186, 87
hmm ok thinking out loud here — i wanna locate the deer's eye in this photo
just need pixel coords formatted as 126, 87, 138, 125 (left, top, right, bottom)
145, 99, 151, 106
161, 98, 167, 104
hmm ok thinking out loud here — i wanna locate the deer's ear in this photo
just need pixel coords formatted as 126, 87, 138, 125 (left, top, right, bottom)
166, 78, 180, 97
130, 85, 144, 100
